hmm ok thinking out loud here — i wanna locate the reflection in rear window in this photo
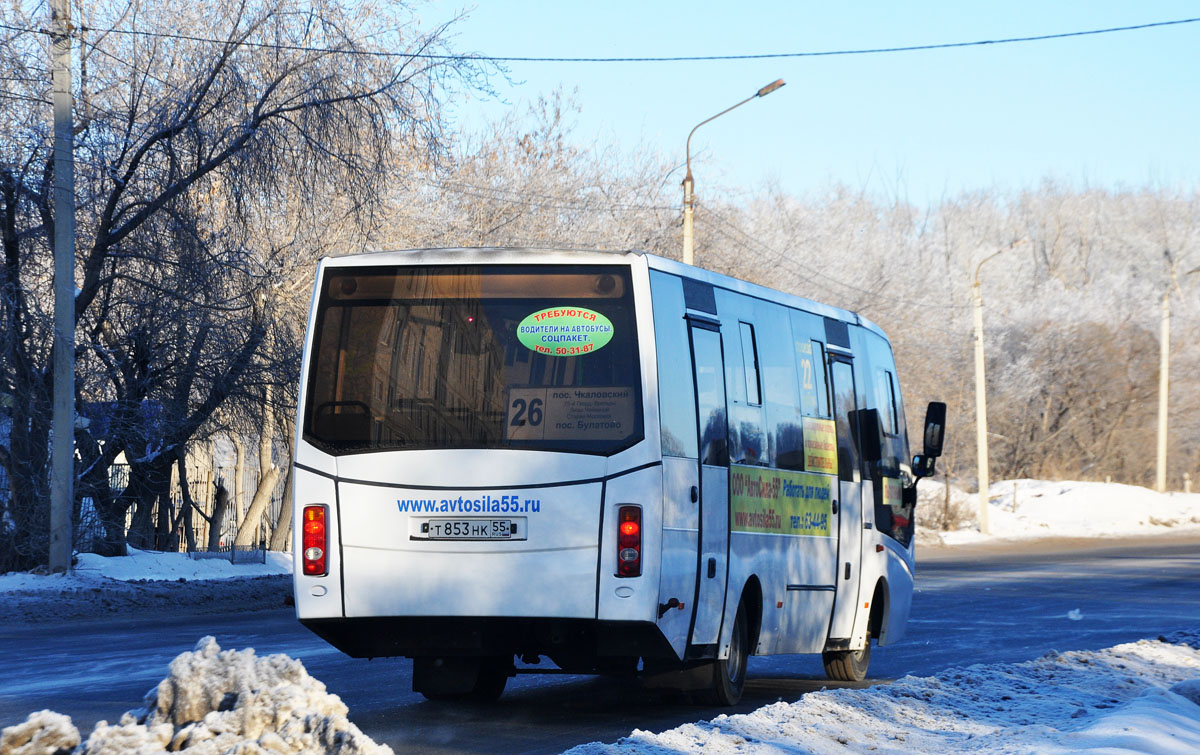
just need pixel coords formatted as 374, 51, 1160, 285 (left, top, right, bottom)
303, 264, 643, 455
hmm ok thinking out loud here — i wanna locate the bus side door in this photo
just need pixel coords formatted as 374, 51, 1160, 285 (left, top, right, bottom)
827, 356, 864, 641
689, 323, 730, 649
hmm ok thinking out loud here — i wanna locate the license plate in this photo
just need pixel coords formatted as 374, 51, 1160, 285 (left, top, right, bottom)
421, 518, 522, 540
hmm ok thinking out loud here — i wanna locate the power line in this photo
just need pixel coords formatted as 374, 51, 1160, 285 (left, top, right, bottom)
2, 17, 1197, 63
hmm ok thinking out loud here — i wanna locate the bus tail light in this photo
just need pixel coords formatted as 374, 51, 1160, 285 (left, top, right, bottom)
616, 505, 641, 577
302, 505, 328, 576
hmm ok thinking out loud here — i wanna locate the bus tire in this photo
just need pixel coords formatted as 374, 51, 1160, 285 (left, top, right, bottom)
414, 656, 511, 702
467, 656, 511, 702
822, 639, 871, 682
705, 600, 749, 706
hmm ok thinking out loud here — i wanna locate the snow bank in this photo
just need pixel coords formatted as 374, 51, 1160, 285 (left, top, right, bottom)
0, 711, 81, 755
919, 479, 1200, 546
1, 548, 294, 624
0, 547, 291, 593
567, 632, 1200, 754
0, 637, 391, 755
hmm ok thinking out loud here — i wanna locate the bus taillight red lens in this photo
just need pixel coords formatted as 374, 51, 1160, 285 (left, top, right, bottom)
616, 505, 641, 578
302, 505, 328, 576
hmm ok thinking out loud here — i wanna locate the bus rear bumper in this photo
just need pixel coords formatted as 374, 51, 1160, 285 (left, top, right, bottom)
299, 615, 678, 671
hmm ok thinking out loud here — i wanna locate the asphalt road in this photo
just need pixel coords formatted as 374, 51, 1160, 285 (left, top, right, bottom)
3, 534, 1199, 752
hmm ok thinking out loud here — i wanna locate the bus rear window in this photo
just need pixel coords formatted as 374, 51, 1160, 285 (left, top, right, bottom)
303, 264, 644, 455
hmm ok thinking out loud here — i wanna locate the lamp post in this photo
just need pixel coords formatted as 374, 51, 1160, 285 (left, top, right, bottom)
972, 239, 1025, 534
682, 79, 785, 267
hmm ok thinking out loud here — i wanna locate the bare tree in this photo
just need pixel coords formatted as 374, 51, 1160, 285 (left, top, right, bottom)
378, 90, 679, 253
0, 0, 486, 570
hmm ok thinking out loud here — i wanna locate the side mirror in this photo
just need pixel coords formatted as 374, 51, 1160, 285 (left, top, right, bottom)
912, 454, 936, 479
922, 401, 946, 458
912, 401, 946, 481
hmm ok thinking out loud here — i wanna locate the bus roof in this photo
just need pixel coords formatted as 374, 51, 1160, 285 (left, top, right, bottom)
320, 247, 889, 343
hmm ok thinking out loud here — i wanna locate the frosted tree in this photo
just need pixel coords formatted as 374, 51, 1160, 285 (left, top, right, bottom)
0, 0, 487, 568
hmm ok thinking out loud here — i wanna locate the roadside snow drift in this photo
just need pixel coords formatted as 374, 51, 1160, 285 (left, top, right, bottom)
567, 632, 1200, 754
918, 479, 1200, 546
0, 637, 391, 755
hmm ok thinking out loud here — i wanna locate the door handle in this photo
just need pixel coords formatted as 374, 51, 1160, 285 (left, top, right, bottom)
691, 486, 698, 503
832, 500, 839, 515
708, 558, 717, 578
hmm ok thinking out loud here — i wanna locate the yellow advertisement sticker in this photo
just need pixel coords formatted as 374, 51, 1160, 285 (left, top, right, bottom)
730, 465, 834, 536
802, 416, 838, 475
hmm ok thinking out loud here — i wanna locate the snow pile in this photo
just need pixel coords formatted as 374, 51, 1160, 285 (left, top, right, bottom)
919, 479, 1200, 545
0, 637, 391, 755
569, 633, 1200, 754
0, 547, 291, 592
914, 479, 975, 537
2, 548, 294, 624
0, 711, 81, 755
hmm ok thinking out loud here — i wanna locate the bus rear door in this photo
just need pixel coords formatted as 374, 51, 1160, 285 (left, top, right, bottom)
689, 322, 730, 651
828, 356, 864, 641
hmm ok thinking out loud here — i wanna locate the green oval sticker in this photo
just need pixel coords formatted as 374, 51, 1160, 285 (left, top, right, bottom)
517, 307, 614, 356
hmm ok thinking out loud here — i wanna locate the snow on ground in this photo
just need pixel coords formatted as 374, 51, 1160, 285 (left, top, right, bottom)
567, 631, 1200, 754
3, 547, 293, 625
5, 633, 1199, 755
1, 637, 391, 755
916, 478, 1200, 547
3, 479, 1199, 753
0, 545, 291, 592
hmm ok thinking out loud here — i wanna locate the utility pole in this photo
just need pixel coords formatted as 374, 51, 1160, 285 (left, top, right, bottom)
970, 240, 1025, 534
49, 0, 76, 572
1156, 290, 1169, 493
971, 278, 990, 535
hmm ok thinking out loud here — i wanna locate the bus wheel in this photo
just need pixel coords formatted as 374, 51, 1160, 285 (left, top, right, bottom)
822, 639, 871, 682
467, 656, 512, 702
414, 656, 511, 702
706, 600, 749, 706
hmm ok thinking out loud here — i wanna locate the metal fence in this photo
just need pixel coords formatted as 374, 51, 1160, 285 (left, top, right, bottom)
111, 461, 289, 554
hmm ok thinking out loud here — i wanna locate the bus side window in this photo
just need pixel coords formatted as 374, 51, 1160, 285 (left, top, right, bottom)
739, 322, 761, 407
829, 359, 859, 483
873, 369, 891, 435
811, 341, 830, 418
694, 330, 729, 466
650, 272, 699, 458
885, 371, 899, 436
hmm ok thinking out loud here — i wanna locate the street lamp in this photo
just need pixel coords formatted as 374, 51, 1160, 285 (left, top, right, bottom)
972, 239, 1025, 534
682, 78, 785, 266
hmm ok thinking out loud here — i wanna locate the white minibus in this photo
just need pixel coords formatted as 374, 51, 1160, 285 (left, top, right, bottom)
292, 248, 945, 704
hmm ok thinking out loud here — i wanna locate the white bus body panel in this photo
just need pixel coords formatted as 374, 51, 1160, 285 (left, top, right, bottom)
339, 478, 601, 619
876, 540, 915, 646
597, 465, 665, 624
655, 456, 699, 657
292, 465, 342, 618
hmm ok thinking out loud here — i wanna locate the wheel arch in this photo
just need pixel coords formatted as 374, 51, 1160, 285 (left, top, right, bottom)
740, 575, 764, 655
868, 577, 890, 640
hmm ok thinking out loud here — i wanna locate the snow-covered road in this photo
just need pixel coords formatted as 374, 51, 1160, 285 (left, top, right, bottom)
3, 479, 1199, 753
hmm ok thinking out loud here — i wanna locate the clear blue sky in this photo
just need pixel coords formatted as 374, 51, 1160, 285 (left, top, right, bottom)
422, 1, 1200, 206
